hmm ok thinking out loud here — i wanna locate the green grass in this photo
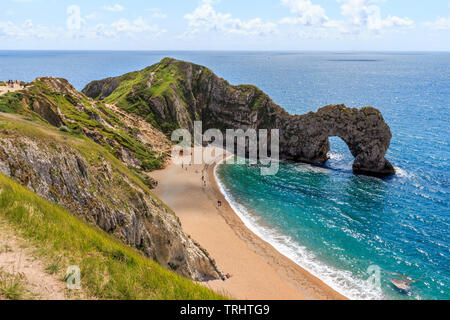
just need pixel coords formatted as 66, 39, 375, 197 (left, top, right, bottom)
101, 58, 195, 135
104, 71, 145, 104
2, 80, 166, 172
0, 92, 23, 113
0, 114, 179, 221
0, 270, 28, 300
93, 57, 272, 135
0, 173, 225, 300
45, 262, 60, 275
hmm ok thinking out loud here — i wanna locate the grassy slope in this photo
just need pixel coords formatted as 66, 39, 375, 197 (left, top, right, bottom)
0, 82, 165, 172
102, 58, 192, 134
98, 58, 271, 132
0, 114, 224, 300
0, 174, 224, 300
0, 114, 179, 231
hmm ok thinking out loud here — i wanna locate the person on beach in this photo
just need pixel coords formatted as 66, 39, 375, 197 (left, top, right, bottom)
218, 200, 222, 207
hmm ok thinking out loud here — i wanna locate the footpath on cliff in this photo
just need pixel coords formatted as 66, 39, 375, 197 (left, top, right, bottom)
0, 83, 24, 96
0, 216, 70, 300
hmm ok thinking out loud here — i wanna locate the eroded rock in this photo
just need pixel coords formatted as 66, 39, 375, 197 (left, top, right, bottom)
0, 134, 224, 281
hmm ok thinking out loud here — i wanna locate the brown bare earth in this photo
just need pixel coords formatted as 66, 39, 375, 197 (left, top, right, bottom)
0, 217, 69, 300
150, 147, 347, 300
0, 84, 23, 96
105, 103, 172, 156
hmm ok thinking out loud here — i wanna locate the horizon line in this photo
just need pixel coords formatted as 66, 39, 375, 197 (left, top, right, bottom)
1, 49, 450, 53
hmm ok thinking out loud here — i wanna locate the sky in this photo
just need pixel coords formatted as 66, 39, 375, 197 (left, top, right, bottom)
0, 0, 449, 51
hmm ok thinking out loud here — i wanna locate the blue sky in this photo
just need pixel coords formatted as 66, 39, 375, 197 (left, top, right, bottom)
1, 0, 449, 50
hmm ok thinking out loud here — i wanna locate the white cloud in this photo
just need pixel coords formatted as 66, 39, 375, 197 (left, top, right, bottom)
424, 17, 450, 30
111, 17, 157, 33
183, 0, 277, 37
279, 0, 414, 37
0, 19, 59, 39
280, 0, 329, 26
103, 4, 124, 12
79, 17, 166, 39
337, 0, 414, 32
379, 15, 414, 29
146, 8, 167, 19
0, 16, 164, 41
85, 13, 98, 20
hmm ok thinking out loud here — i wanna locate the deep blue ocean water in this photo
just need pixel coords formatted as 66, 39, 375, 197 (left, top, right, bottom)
0, 51, 448, 300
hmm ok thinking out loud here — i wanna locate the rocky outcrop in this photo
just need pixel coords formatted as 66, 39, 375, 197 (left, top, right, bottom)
82, 76, 121, 100
278, 105, 395, 175
0, 129, 224, 281
83, 58, 395, 175
14, 77, 171, 173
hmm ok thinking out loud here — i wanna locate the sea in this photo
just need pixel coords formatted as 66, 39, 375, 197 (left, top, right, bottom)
0, 50, 448, 300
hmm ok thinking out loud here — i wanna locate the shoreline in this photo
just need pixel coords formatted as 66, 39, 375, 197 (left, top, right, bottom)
150, 149, 347, 300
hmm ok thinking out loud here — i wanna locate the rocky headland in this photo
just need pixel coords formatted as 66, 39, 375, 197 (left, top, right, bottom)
83, 58, 395, 175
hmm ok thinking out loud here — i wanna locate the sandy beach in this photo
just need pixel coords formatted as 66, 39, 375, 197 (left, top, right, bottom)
150, 148, 347, 300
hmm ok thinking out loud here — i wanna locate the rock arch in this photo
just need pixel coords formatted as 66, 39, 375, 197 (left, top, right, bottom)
280, 105, 395, 175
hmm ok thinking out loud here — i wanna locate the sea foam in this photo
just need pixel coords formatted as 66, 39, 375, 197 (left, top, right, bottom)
214, 160, 386, 300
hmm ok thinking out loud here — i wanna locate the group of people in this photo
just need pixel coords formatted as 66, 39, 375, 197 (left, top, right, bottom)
201, 166, 207, 188
5, 80, 20, 88
179, 158, 230, 279
181, 162, 223, 207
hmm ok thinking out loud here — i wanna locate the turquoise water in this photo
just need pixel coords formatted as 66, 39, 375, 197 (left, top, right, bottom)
1, 51, 449, 299
212, 52, 449, 300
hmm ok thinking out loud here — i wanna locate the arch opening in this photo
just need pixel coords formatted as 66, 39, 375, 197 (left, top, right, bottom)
326, 136, 354, 171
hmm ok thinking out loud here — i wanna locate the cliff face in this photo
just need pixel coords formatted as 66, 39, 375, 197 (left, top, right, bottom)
16, 77, 171, 173
0, 80, 224, 281
83, 58, 395, 175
